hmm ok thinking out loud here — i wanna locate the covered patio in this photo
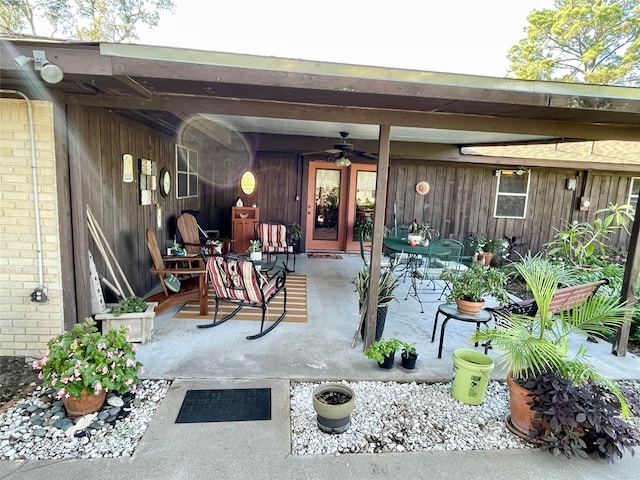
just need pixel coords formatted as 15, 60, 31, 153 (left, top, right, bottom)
136, 254, 640, 382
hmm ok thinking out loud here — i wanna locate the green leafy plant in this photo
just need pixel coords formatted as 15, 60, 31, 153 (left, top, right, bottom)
354, 257, 401, 306
399, 341, 416, 356
471, 253, 631, 408
32, 318, 143, 399
112, 295, 148, 316
544, 203, 633, 266
525, 372, 640, 462
247, 239, 262, 253
440, 263, 509, 304
364, 338, 401, 363
287, 223, 302, 241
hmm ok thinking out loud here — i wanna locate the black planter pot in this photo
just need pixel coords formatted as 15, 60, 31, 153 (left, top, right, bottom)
378, 351, 395, 369
401, 352, 418, 369
360, 305, 389, 341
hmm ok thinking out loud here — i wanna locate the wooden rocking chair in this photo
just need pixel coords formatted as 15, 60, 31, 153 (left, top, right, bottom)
198, 255, 287, 340
144, 228, 208, 315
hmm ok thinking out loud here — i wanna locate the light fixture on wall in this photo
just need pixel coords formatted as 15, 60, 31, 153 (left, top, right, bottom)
334, 153, 351, 167
566, 178, 577, 190
14, 50, 64, 84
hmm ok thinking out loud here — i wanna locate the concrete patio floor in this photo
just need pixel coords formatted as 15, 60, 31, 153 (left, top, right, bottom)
3, 253, 640, 479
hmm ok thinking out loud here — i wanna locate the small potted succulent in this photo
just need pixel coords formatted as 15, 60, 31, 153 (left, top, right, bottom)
247, 239, 262, 261
32, 318, 144, 417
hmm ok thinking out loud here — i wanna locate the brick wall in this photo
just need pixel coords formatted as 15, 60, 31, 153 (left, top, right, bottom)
0, 98, 64, 357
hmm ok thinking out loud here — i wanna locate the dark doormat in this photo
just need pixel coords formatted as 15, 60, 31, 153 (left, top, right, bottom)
175, 388, 272, 423
307, 252, 343, 259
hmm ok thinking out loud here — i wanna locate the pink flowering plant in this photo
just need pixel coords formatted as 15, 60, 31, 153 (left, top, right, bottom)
33, 318, 144, 399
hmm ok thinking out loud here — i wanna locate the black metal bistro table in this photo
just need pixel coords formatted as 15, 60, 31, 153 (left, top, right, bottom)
431, 303, 493, 359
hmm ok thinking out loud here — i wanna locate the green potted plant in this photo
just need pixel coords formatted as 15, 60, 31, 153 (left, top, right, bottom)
94, 295, 157, 345
399, 341, 418, 369
470, 254, 635, 460
247, 239, 262, 261
287, 223, 303, 253
355, 258, 400, 340
32, 318, 144, 417
440, 263, 509, 315
112, 295, 148, 316
364, 338, 401, 369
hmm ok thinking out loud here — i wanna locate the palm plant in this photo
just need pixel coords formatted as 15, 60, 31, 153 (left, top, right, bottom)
471, 253, 631, 412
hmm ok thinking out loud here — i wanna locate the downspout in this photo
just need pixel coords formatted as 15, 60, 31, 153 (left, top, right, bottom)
1, 89, 47, 301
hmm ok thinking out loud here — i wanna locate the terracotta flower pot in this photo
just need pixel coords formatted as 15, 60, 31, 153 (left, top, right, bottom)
62, 390, 107, 418
455, 298, 485, 316
505, 372, 538, 440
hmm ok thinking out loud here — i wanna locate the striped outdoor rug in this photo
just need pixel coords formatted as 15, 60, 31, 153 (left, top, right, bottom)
174, 274, 307, 323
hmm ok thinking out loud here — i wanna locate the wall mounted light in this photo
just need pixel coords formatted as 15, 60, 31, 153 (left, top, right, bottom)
566, 178, 577, 190
14, 50, 64, 84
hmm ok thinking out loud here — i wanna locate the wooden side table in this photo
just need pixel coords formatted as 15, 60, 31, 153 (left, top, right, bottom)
432, 303, 493, 359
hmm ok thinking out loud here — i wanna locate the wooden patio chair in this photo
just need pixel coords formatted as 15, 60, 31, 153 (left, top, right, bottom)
198, 255, 287, 340
256, 222, 296, 272
177, 212, 222, 256
144, 228, 208, 315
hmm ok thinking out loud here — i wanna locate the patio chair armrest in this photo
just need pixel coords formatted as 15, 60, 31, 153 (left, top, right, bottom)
151, 266, 206, 276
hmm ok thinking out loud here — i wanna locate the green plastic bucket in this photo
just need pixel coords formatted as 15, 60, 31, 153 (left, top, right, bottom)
451, 349, 494, 405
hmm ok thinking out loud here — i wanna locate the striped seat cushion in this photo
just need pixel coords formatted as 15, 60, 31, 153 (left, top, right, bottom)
259, 223, 293, 253
207, 256, 269, 304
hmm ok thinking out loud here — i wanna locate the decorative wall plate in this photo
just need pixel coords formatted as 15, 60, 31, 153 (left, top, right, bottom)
415, 181, 430, 195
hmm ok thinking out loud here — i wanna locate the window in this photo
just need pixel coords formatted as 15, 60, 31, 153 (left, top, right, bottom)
628, 177, 640, 211
494, 170, 530, 219
176, 145, 198, 199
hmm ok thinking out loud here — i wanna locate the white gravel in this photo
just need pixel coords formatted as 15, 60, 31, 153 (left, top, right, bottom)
293, 380, 536, 455
0, 379, 169, 460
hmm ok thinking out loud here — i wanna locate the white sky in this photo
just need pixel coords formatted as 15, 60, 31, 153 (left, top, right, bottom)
136, 0, 556, 78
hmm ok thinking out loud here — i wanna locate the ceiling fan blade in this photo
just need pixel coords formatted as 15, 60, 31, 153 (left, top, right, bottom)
353, 150, 378, 160
301, 149, 336, 156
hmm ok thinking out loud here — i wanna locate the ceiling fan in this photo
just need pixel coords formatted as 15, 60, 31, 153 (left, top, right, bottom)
302, 132, 377, 166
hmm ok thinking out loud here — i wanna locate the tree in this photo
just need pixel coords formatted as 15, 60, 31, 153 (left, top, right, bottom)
0, 0, 175, 42
507, 0, 640, 86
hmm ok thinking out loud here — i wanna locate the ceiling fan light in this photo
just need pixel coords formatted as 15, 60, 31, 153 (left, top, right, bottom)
335, 155, 351, 167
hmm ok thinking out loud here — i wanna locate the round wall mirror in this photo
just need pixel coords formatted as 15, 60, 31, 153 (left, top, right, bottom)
240, 170, 257, 196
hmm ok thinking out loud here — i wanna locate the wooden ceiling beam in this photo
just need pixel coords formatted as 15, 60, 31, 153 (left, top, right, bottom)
65, 93, 640, 142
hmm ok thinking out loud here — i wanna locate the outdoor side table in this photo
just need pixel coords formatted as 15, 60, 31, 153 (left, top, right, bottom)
431, 303, 493, 359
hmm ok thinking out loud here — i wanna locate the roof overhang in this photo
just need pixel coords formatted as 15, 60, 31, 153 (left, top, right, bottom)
1, 39, 639, 148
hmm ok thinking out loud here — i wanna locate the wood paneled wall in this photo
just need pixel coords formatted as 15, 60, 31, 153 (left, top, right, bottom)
64, 108, 633, 322
386, 160, 632, 255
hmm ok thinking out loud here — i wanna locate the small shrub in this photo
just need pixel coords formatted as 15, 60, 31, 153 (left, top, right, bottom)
525, 372, 640, 462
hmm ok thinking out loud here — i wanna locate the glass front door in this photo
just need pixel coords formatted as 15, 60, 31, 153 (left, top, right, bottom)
306, 162, 379, 252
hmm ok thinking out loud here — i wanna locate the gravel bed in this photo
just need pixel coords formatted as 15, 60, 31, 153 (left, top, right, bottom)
0, 379, 170, 460
291, 380, 640, 456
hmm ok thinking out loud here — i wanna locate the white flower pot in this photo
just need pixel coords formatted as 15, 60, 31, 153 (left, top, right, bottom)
250, 251, 262, 261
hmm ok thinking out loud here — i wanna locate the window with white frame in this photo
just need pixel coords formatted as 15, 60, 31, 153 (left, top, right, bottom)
176, 145, 198, 199
493, 170, 530, 219
627, 177, 640, 211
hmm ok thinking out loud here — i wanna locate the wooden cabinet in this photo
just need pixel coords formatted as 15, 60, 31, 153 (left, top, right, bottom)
232, 207, 259, 253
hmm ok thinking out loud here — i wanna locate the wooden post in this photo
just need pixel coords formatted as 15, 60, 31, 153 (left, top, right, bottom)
364, 125, 391, 350
612, 211, 639, 355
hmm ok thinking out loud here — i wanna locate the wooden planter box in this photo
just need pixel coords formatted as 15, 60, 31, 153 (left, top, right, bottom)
95, 302, 157, 345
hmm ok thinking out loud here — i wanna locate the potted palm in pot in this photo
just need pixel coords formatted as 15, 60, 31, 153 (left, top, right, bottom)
440, 263, 509, 315
355, 257, 400, 340
470, 254, 636, 460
